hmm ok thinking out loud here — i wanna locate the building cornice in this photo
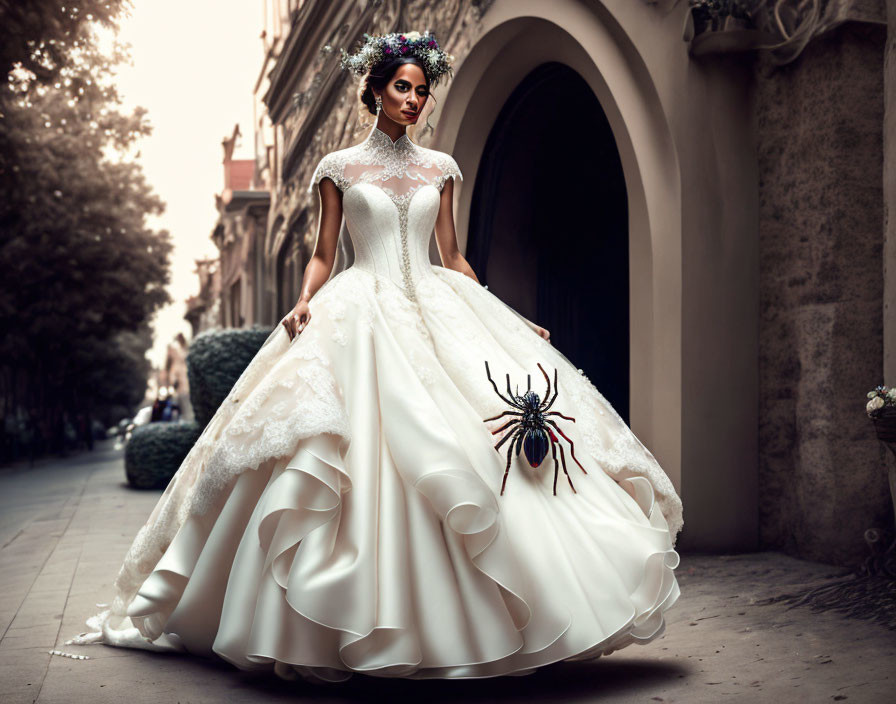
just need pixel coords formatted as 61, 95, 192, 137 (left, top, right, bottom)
264, 1, 352, 124
265, 0, 382, 182
222, 190, 271, 213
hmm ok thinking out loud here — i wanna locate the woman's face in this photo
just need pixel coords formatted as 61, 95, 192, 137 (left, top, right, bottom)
375, 63, 428, 126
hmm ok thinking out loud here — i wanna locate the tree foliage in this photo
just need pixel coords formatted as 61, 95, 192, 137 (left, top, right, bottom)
0, 1, 173, 460
0, 1, 130, 88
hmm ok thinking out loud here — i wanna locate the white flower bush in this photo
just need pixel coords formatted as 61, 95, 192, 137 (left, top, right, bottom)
867, 396, 885, 413
866, 384, 896, 418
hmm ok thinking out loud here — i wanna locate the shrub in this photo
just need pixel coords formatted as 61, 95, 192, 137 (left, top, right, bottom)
123, 326, 273, 488
187, 327, 274, 428
125, 420, 202, 489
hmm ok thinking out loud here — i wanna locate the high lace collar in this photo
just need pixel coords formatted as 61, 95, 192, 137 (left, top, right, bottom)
365, 124, 415, 154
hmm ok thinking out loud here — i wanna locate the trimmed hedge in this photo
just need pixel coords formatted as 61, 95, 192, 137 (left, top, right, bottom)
187, 327, 274, 428
125, 326, 273, 489
125, 420, 202, 489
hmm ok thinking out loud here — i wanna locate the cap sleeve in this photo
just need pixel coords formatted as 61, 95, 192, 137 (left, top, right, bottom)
434, 154, 463, 192
307, 152, 348, 194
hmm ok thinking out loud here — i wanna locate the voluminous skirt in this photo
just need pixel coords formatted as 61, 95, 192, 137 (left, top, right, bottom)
71, 265, 682, 682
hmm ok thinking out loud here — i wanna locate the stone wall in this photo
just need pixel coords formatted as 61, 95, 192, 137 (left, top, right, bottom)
885, 1, 896, 384
756, 21, 890, 565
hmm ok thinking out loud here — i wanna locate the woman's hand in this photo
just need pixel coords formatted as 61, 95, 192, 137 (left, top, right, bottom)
518, 316, 551, 342
281, 299, 311, 341
523, 319, 550, 342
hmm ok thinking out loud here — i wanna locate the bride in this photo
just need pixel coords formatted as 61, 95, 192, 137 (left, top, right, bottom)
65, 30, 682, 683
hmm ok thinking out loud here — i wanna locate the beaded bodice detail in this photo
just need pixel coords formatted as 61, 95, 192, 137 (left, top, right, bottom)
308, 124, 462, 303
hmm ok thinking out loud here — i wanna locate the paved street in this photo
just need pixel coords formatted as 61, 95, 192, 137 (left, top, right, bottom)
0, 439, 893, 703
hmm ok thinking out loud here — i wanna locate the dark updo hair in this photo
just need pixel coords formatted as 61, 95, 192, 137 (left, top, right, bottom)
360, 55, 435, 123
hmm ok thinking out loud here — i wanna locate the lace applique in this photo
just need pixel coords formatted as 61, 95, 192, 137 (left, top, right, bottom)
194, 327, 351, 516
327, 298, 349, 346
433, 154, 462, 192
314, 266, 437, 388
295, 328, 331, 362
331, 326, 348, 346
373, 272, 430, 338
312, 268, 377, 337
308, 152, 352, 192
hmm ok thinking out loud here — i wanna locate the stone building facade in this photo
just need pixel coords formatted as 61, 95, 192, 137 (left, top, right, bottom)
208, 0, 894, 567
210, 125, 270, 330
185, 257, 222, 337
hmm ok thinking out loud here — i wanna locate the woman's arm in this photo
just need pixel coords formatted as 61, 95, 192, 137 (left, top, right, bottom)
433, 177, 478, 281
433, 177, 550, 342
281, 177, 343, 339
299, 177, 343, 301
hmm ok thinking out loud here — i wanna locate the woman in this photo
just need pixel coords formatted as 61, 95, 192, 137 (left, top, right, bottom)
65, 30, 682, 683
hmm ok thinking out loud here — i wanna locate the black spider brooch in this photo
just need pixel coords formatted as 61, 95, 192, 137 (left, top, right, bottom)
482, 360, 587, 496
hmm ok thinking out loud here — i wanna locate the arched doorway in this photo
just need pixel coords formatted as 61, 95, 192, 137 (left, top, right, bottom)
466, 62, 630, 422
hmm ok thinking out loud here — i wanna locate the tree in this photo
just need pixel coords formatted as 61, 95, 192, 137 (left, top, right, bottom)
0, 1, 130, 90
0, 2, 172, 460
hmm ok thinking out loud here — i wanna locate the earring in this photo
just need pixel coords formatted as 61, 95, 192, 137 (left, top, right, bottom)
375, 95, 383, 114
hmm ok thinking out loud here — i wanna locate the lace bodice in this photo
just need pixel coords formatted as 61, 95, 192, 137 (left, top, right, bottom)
308, 124, 462, 303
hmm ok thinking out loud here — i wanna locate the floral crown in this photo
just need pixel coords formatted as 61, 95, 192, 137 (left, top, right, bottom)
339, 30, 455, 87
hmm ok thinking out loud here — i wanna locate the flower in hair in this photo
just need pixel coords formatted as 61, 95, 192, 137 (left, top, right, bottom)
339, 30, 455, 86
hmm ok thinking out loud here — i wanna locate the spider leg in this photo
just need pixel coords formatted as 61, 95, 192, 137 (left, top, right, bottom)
550, 437, 559, 495
545, 411, 576, 422
536, 363, 552, 411
543, 367, 560, 411
515, 428, 525, 457
484, 361, 524, 409
545, 419, 587, 474
490, 418, 520, 435
483, 410, 523, 422
527, 373, 531, 393
494, 420, 521, 451
501, 429, 517, 495
557, 442, 577, 493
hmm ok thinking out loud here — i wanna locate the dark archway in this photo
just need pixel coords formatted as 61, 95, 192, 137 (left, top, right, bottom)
466, 62, 630, 422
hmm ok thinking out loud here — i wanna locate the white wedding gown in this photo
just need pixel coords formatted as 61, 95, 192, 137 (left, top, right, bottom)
67, 123, 682, 682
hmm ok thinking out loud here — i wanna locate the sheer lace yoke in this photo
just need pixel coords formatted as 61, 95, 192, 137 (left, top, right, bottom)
307, 124, 462, 203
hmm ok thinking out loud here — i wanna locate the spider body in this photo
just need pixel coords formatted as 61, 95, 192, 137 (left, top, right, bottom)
523, 427, 550, 468
482, 360, 588, 496
511, 390, 550, 467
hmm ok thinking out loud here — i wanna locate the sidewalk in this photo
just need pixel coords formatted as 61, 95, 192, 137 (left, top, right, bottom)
0, 440, 893, 703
